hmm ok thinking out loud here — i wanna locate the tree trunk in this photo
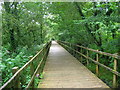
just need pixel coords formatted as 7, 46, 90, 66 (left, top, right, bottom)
74, 2, 103, 51
40, 23, 43, 43
10, 28, 15, 51
4, 2, 18, 51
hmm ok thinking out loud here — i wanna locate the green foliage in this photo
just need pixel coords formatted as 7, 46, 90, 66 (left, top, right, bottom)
2, 46, 27, 84
1, 44, 44, 85
1, 1, 120, 88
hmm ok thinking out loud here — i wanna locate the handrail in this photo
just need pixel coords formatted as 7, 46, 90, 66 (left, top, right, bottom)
59, 41, 120, 59
0, 41, 51, 89
26, 44, 49, 88
58, 40, 120, 88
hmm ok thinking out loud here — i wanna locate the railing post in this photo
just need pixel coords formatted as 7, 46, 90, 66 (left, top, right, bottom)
80, 48, 82, 63
70, 43, 72, 54
47, 42, 50, 55
12, 67, 20, 88
38, 53, 42, 76
71, 45, 74, 56
74, 45, 76, 57
76, 46, 78, 59
71, 44, 73, 55
74, 46, 76, 58
75, 46, 78, 58
69, 43, 70, 53
29, 56, 34, 88
96, 51, 99, 76
113, 59, 117, 88
86, 50, 89, 66
45, 45, 48, 60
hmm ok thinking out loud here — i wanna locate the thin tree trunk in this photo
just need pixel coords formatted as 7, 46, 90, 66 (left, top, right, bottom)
4, 2, 18, 51
40, 23, 43, 43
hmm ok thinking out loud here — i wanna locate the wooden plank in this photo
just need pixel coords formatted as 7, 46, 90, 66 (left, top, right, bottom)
60, 42, 120, 77
38, 41, 109, 88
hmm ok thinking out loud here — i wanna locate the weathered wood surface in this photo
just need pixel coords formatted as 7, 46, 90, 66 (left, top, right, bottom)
38, 41, 109, 88
59, 42, 120, 77
59, 41, 120, 59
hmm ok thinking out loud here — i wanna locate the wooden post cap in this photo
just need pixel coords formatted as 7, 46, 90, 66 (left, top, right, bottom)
12, 67, 18, 74
29, 56, 33, 59
12, 67, 18, 70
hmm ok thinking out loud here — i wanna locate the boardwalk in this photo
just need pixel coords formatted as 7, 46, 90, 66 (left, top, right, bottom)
38, 41, 109, 88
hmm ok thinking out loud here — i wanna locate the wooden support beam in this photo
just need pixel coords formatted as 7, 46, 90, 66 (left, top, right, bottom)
113, 59, 117, 88
80, 48, 82, 63
86, 50, 89, 66
29, 56, 34, 88
12, 67, 20, 88
96, 52, 99, 76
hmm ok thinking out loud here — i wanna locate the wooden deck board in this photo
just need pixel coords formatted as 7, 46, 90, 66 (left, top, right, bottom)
38, 41, 109, 88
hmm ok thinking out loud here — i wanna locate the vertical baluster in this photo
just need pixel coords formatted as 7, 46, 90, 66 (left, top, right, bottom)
70, 43, 72, 55
69, 43, 70, 52
71, 44, 73, 55
80, 48, 82, 63
38, 54, 42, 76
113, 59, 117, 88
29, 56, 34, 88
12, 67, 20, 88
47, 42, 50, 55
76, 46, 78, 59
37, 53, 41, 77
86, 50, 89, 66
74, 45, 76, 57
96, 52, 99, 76
74, 45, 76, 58
44, 46, 47, 60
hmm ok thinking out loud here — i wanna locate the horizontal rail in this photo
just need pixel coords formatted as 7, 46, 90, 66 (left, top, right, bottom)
0, 41, 51, 89
26, 43, 51, 88
58, 41, 120, 77
27, 58, 44, 88
59, 41, 120, 59
77, 45, 120, 60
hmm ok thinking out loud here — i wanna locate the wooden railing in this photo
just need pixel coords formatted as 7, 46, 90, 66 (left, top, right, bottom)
58, 40, 120, 88
0, 41, 51, 89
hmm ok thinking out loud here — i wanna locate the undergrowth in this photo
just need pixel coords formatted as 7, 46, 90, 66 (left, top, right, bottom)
1, 44, 44, 86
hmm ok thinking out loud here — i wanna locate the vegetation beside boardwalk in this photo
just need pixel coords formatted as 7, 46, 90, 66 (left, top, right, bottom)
1, 2, 120, 88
